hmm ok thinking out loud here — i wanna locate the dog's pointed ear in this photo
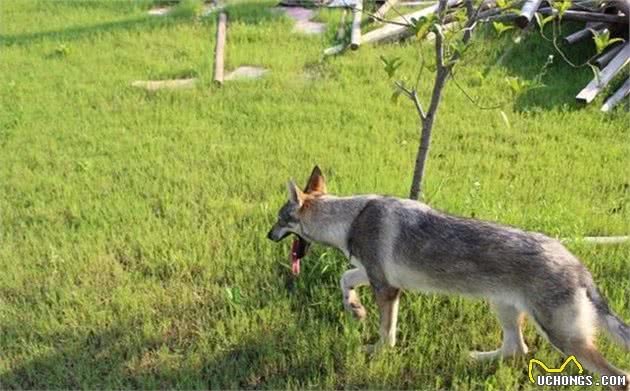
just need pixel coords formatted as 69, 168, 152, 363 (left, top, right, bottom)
305, 165, 326, 194
287, 180, 304, 206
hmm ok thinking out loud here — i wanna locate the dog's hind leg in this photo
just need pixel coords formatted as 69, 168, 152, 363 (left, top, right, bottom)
373, 285, 401, 349
340, 267, 369, 321
534, 290, 630, 390
562, 342, 630, 391
470, 302, 529, 361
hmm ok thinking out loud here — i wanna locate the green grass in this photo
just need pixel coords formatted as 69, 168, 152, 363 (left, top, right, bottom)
1, 0, 629, 389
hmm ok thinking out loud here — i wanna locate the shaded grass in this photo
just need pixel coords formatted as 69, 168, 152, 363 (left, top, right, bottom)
0, 0, 629, 389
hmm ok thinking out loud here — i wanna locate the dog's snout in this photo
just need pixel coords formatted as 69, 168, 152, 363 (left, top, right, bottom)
267, 226, 289, 242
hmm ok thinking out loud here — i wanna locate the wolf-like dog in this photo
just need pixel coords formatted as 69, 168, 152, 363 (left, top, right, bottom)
267, 166, 630, 389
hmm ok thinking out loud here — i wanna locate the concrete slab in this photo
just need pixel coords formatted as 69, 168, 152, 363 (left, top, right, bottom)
131, 78, 198, 91
224, 66, 269, 81
148, 7, 171, 16
294, 20, 327, 34
277, 6, 326, 34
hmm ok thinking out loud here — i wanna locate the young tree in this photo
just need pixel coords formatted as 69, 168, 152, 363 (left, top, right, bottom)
385, 0, 486, 199
378, 0, 626, 199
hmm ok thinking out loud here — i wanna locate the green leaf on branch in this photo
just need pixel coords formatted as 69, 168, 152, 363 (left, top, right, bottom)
451, 8, 467, 24
380, 55, 403, 79
493, 21, 514, 36
496, 0, 508, 9
591, 29, 624, 54
409, 14, 436, 39
534, 12, 554, 32
552, 0, 571, 17
505, 76, 544, 96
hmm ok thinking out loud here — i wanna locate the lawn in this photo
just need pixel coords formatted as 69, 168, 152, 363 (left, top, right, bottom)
0, 0, 629, 389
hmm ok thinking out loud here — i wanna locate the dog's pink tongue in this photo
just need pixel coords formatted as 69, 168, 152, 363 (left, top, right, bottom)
291, 239, 301, 275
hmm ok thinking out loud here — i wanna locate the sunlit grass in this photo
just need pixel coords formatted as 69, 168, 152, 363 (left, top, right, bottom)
0, 0, 628, 388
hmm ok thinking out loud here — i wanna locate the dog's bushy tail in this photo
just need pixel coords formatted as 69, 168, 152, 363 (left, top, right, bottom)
587, 285, 630, 351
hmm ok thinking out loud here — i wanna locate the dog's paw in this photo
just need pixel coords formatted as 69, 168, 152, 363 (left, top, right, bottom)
344, 300, 366, 321
350, 302, 366, 321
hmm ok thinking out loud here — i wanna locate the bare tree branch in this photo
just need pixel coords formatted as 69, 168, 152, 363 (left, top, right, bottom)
411, 90, 427, 120
408, 0, 488, 199
394, 80, 414, 98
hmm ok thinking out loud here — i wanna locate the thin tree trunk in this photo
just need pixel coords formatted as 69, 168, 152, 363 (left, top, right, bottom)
409, 68, 448, 199
408, 0, 473, 199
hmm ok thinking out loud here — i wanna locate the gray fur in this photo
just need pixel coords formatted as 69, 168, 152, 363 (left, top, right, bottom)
349, 197, 583, 303
268, 173, 630, 389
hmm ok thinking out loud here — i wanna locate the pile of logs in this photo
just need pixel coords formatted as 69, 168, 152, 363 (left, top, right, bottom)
510, 0, 629, 111
324, 0, 459, 55
319, 0, 628, 111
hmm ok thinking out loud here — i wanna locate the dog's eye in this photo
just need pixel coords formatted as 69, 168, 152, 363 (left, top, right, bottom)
278, 213, 289, 224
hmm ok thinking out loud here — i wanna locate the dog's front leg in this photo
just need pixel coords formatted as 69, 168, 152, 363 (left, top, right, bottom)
374, 285, 401, 349
340, 268, 369, 321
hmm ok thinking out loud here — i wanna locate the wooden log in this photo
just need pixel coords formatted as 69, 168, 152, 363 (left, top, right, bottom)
562, 23, 606, 45
213, 12, 227, 85
476, 6, 501, 20
371, 0, 399, 22
594, 43, 624, 68
562, 235, 630, 244
576, 43, 629, 103
610, 0, 630, 16
583, 235, 630, 244
350, 0, 363, 49
337, 8, 348, 40
358, 2, 436, 43
324, 44, 346, 56
515, 0, 543, 28
324, 0, 461, 55
601, 78, 630, 112
482, 12, 520, 22
537, 8, 629, 24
